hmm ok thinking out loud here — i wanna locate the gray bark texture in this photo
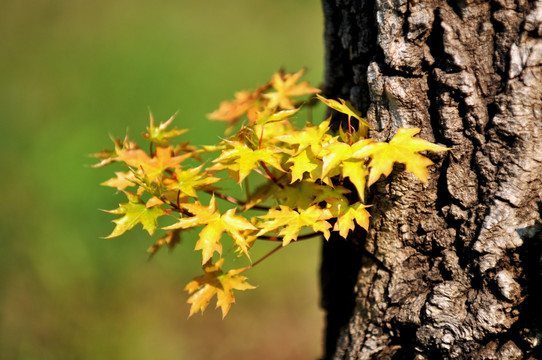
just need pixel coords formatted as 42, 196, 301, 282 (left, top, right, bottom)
320, 0, 542, 359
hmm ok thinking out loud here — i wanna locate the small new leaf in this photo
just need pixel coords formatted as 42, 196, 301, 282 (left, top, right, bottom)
143, 112, 188, 144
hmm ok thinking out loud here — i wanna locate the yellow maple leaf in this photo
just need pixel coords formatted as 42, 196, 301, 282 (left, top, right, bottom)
164, 166, 221, 198
274, 182, 349, 210
275, 118, 331, 155
320, 139, 373, 178
328, 200, 371, 238
352, 128, 449, 186
255, 108, 299, 126
287, 148, 321, 183
185, 259, 255, 318
341, 159, 369, 202
164, 196, 257, 263
316, 94, 370, 130
212, 140, 284, 184
216, 269, 256, 318
257, 205, 332, 245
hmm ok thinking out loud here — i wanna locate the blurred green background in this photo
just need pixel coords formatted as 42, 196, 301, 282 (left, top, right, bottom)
0, 0, 325, 359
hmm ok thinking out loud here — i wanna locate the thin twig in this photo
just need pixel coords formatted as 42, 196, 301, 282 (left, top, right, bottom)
238, 244, 283, 273
160, 195, 194, 217
204, 190, 271, 211
257, 232, 322, 242
348, 115, 353, 146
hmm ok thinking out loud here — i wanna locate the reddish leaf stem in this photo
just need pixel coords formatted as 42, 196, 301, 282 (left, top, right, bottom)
259, 124, 265, 149
259, 161, 284, 189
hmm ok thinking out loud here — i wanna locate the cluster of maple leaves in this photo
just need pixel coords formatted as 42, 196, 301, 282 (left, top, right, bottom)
93, 69, 448, 318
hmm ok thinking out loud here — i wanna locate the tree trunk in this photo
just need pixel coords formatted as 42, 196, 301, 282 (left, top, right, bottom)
320, 0, 542, 359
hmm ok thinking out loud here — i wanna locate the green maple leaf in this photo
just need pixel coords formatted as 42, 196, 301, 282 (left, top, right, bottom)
352, 127, 449, 186
143, 112, 188, 144
104, 192, 166, 238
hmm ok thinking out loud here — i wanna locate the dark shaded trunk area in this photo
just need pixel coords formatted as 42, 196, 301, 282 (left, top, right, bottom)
320, 0, 542, 359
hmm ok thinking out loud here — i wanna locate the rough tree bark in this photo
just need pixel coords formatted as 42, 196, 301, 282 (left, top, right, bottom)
320, 0, 542, 359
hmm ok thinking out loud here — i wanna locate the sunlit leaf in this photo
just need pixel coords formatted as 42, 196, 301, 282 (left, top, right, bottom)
341, 159, 369, 202
255, 108, 299, 126
328, 200, 371, 238
287, 148, 321, 183
164, 196, 256, 263
275, 118, 331, 155
352, 128, 449, 186
257, 205, 332, 245
212, 140, 285, 184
